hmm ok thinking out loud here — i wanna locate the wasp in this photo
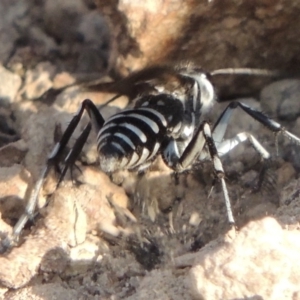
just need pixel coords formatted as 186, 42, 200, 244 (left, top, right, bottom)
2, 64, 299, 251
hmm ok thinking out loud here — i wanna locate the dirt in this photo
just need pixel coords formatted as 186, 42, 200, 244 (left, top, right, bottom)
0, 1, 300, 300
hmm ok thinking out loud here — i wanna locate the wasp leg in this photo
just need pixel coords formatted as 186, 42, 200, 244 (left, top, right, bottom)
166, 121, 235, 225
214, 132, 276, 194
1, 99, 104, 252
210, 101, 299, 196
212, 101, 300, 147
215, 132, 270, 160
57, 123, 91, 187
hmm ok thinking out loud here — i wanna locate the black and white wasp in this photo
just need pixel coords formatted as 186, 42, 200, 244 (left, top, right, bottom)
2, 64, 300, 251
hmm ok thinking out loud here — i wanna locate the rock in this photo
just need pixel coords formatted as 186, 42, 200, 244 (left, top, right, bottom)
0, 212, 13, 237
0, 286, 8, 299
276, 178, 300, 229
45, 177, 126, 243
3, 1, 300, 298
135, 169, 180, 221
276, 162, 296, 186
0, 228, 60, 288
79, 166, 129, 210
0, 165, 31, 257
44, 0, 112, 74
40, 247, 69, 274
0, 107, 19, 148
97, 0, 194, 73
291, 117, 300, 144
242, 202, 277, 224
0, 65, 22, 105
65, 235, 100, 276
25, 26, 58, 58
186, 217, 300, 300
0, 1, 27, 63
0, 139, 28, 167
126, 269, 188, 300
239, 169, 258, 188
5, 283, 81, 300
260, 79, 300, 121
44, 184, 88, 247
18, 103, 65, 180
0, 164, 31, 199
21, 62, 56, 100
54, 85, 127, 113
43, 0, 88, 42
97, 0, 300, 96
53, 72, 76, 89
0, 167, 126, 288
76, 11, 112, 73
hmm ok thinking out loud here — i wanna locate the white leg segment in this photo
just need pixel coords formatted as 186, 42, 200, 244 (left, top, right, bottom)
216, 132, 270, 160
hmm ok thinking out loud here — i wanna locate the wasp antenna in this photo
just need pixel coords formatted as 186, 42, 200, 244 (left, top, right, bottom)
210, 68, 282, 77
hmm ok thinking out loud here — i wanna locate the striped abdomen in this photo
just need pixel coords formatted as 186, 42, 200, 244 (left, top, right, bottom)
97, 107, 168, 172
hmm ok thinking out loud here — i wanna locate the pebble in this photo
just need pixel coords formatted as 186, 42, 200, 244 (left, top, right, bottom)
0, 65, 22, 106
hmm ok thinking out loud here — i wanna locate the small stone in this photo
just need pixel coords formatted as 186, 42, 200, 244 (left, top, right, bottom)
53, 72, 76, 89
0, 107, 19, 148
76, 11, 111, 73
0, 139, 28, 167
188, 217, 300, 300
0, 212, 13, 236
21, 62, 56, 100
80, 166, 129, 209
45, 184, 87, 247
0, 286, 8, 299
260, 79, 300, 121
0, 0, 26, 63
54, 85, 124, 113
0, 164, 30, 201
277, 162, 296, 187
65, 236, 100, 275
40, 247, 69, 274
189, 212, 201, 227
26, 26, 58, 58
4, 283, 80, 299
0, 228, 59, 288
0, 65, 22, 105
43, 0, 88, 42
276, 178, 300, 228
240, 169, 258, 187
222, 17, 241, 29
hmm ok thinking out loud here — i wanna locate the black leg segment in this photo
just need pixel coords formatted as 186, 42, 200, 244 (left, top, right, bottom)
1, 99, 105, 251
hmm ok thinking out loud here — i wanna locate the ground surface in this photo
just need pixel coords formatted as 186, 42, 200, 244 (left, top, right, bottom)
1, 1, 300, 300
